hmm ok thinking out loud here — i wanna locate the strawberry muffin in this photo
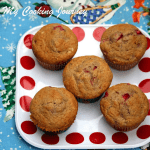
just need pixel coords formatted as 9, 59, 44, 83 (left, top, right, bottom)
32, 23, 78, 70
63, 56, 113, 103
100, 24, 147, 70
100, 83, 149, 131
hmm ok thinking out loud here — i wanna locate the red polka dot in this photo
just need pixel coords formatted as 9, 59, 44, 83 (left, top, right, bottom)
137, 125, 150, 139
20, 56, 35, 70
42, 133, 59, 145
20, 76, 35, 90
139, 79, 150, 93
146, 37, 150, 50
66, 132, 84, 144
148, 99, 150, 115
21, 121, 37, 134
138, 57, 150, 72
112, 132, 128, 144
20, 96, 32, 112
24, 34, 34, 49
93, 27, 106, 42
72, 27, 85, 42
89, 132, 106, 144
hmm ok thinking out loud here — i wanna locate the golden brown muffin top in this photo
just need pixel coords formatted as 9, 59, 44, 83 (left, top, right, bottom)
63, 56, 113, 99
30, 87, 78, 132
32, 23, 78, 64
100, 83, 149, 129
100, 24, 147, 65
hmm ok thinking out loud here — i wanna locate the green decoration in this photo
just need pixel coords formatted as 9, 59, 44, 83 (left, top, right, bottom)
0, 2, 14, 14
33, 2, 69, 23
143, 8, 149, 13
51, 14, 69, 24
33, 2, 41, 7
148, 28, 150, 36
0, 66, 16, 122
111, 3, 119, 10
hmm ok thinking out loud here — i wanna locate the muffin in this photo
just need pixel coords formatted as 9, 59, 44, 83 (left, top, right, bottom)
100, 83, 149, 131
32, 23, 78, 70
30, 87, 78, 133
63, 56, 113, 103
100, 24, 147, 71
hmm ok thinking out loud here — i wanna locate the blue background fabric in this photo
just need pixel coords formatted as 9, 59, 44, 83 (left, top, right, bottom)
0, 0, 150, 149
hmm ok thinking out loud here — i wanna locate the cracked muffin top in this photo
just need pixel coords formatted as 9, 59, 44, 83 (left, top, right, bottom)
100, 24, 147, 65
63, 56, 113, 99
100, 83, 149, 131
32, 23, 78, 64
30, 87, 78, 132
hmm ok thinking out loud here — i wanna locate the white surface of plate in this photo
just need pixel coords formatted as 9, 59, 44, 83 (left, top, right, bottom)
16, 24, 150, 149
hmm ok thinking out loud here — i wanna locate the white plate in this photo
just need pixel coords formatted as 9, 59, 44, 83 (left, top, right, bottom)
15, 24, 150, 149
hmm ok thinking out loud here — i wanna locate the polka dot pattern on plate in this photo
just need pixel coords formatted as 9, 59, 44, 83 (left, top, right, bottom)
20, 56, 35, 70
112, 132, 128, 144
93, 27, 106, 42
21, 121, 37, 134
138, 57, 150, 72
66, 132, 84, 144
138, 79, 150, 93
72, 27, 85, 42
137, 125, 150, 139
41, 134, 59, 145
24, 34, 34, 49
20, 76, 35, 90
16, 25, 150, 148
20, 96, 32, 112
89, 132, 106, 144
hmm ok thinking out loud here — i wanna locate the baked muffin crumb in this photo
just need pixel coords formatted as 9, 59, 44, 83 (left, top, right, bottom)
30, 87, 78, 132
100, 24, 147, 70
63, 56, 113, 101
32, 23, 78, 70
